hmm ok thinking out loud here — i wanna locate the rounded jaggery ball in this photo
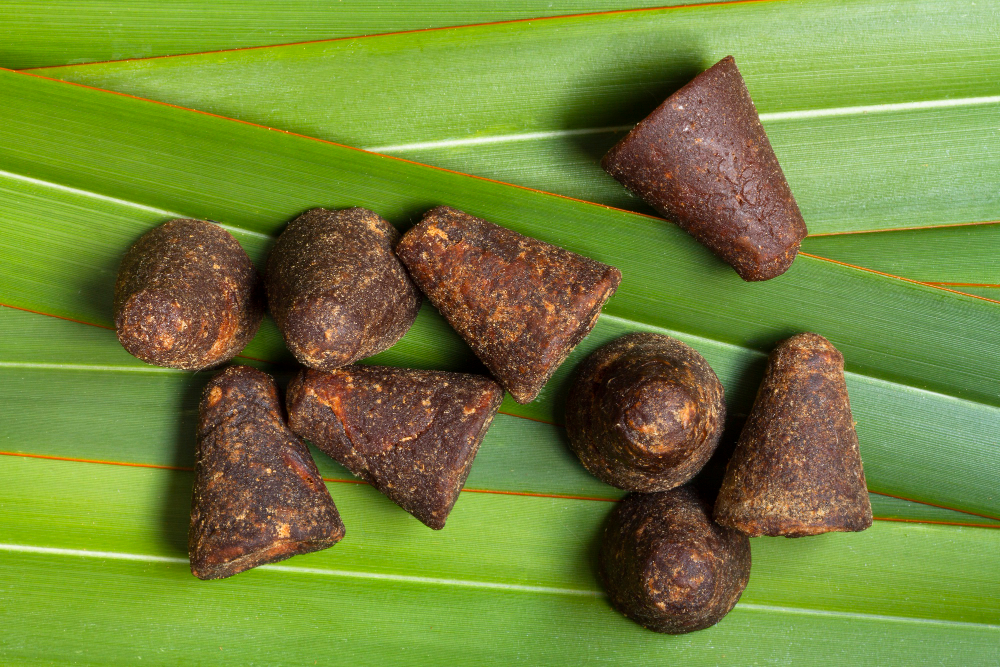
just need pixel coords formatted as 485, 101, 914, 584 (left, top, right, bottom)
113, 219, 264, 370
266, 207, 421, 371
599, 487, 751, 634
565, 333, 725, 492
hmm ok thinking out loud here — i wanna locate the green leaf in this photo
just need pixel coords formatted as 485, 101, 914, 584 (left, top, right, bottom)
27, 0, 1000, 236
6, 305, 998, 530
2, 67, 1000, 523
803, 224, 1000, 286
1, 455, 999, 664
1, 8, 999, 661
0, 0, 701, 69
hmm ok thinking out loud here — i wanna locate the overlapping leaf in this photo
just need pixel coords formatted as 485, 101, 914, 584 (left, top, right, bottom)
1, 4, 999, 662
25, 0, 1000, 239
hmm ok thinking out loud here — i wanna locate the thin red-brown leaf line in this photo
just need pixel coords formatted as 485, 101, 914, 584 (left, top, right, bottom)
3, 450, 998, 526
24, 0, 789, 72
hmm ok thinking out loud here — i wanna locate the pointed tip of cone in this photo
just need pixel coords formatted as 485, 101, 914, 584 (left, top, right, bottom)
713, 334, 872, 537
287, 365, 504, 529
396, 207, 620, 403
601, 55, 807, 282
566, 333, 725, 492
189, 366, 345, 579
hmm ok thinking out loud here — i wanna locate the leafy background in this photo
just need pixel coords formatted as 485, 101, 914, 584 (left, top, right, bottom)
0, 1, 997, 664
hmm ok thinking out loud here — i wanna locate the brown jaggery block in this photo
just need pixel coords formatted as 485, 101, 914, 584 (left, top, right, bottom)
396, 206, 621, 404
713, 333, 873, 537
113, 219, 264, 370
286, 365, 504, 529
600, 487, 751, 634
566, 333, 725, 492
265, 207, 421, 370
601, 56, 807, 281
190, 366, 345, 580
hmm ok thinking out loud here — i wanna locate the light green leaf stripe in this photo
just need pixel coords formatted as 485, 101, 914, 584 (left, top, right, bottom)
0, 456, 998, 665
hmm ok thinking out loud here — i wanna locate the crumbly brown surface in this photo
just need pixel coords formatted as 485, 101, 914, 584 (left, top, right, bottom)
113, 219, 263, 370
714, 333, 873, 537
189, 366, 345, 580
566, 333, 725, 492
266, 207, 421, 370
287, 365, 504, 529
396, 206, 621, 403
600, 487, 751, 634
602, 56, 807, 281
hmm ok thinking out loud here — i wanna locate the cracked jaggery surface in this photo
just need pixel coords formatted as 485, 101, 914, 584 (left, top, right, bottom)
566, 333, 725, 492
113, 219, 263, 370
714, 333, 873, 537
189, 366, 345, 580
266, 207, 421, 370
287, 365, 504, 529
396, 206, 621, 403
602, 56, 807, 281
600, 487, 751, 634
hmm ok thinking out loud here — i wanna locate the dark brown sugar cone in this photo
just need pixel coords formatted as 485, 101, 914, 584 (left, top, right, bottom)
600, 487, 751, 634
286, 365, 504, 529
602, 56, 807, 282
714, 333, 873, 537
566, 333, 725, 492
114, 219, 264, 370
189, 366, 345, 580
395, 206, 621, 404
266, 207, 421, 370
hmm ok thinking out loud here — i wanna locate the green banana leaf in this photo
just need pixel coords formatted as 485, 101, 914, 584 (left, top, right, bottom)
1, 5, 999, 660
25, 0, 1000, 242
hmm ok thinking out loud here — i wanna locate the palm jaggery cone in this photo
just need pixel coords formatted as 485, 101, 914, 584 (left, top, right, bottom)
190, 366, 345, 579
566, 333, 725, 492
114, 219, 264, 370
714, 333, 873, 537
287, 365, 504, 529
266, 207, 421, 370
396, 206, 621, 403
602, 56, 807, 282
600, 487, 751, 634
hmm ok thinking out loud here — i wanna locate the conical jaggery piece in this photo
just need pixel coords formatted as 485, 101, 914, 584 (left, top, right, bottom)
602, 56, 807, 281
566, 333, 725, 492
714, 333, 872, 537
190, 366, 345, 579
600, 487, 751, 634
287, 365, 504, 529
114, 219, 264, 370
396, 206, 621, 403
266, 207, 421, 370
